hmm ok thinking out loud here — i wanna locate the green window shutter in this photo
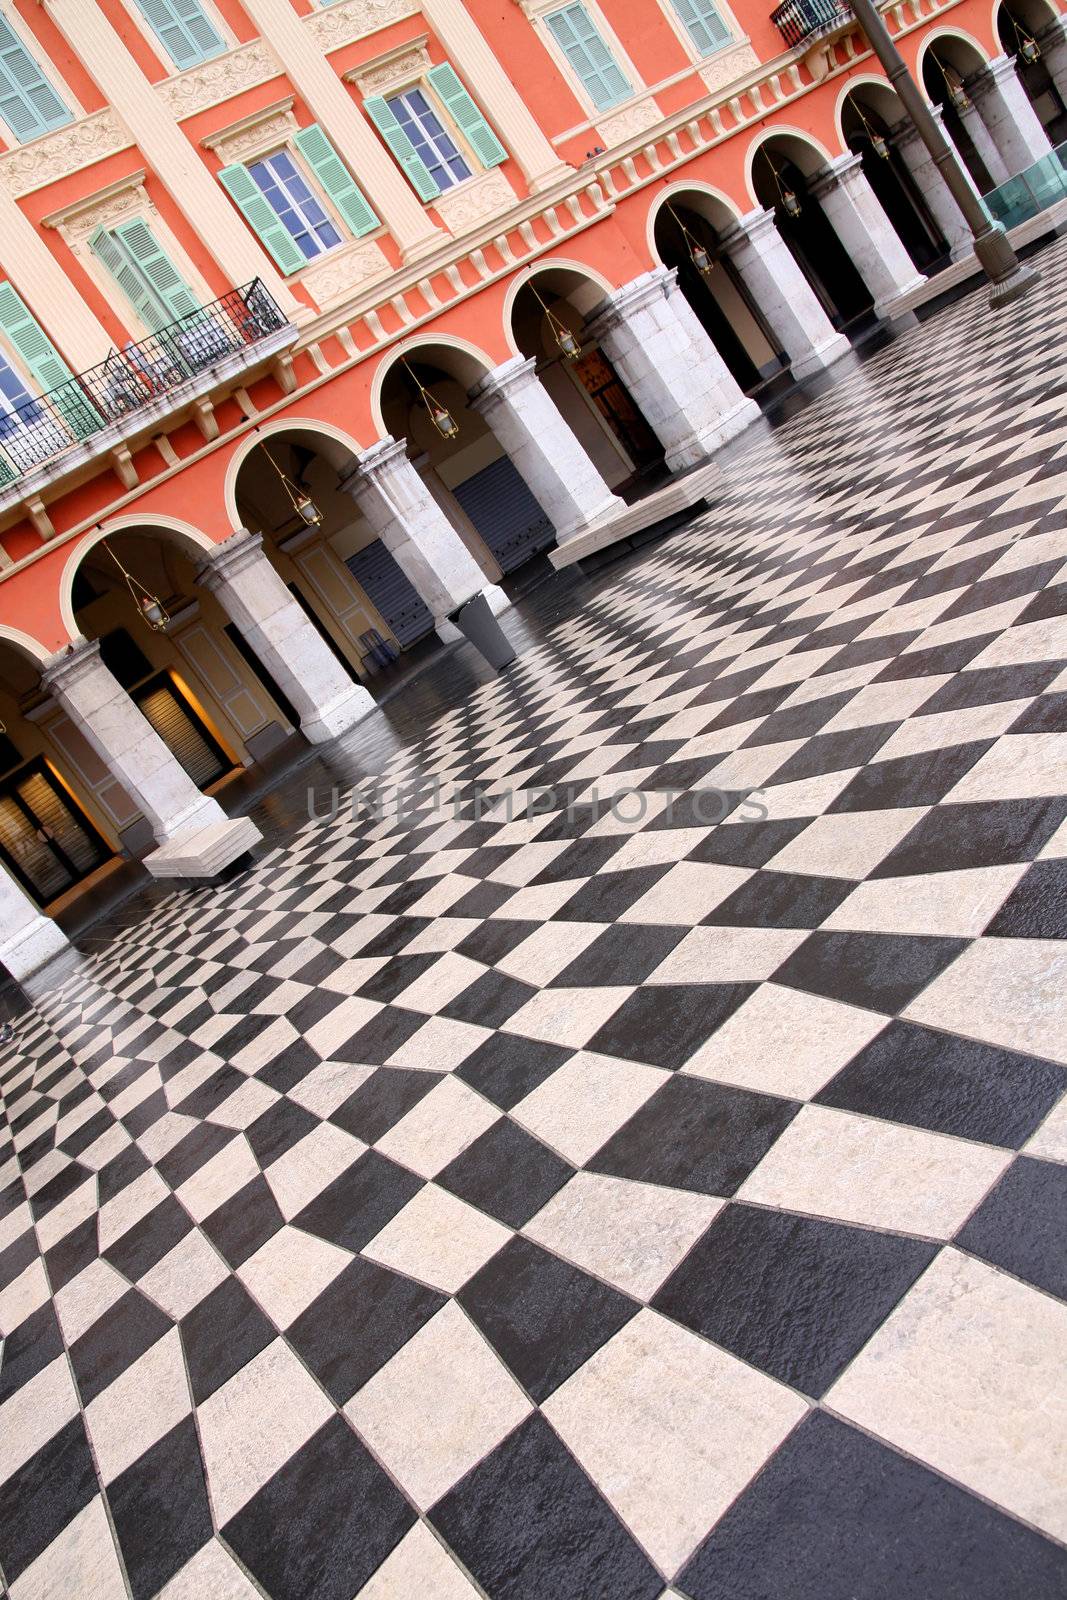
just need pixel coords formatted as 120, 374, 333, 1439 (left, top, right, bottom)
218, 163, 307, 275
545, 4, 631, 110
292, 123, 380, 237
0, 14, 71, 143
90, 224, 169, 331
0, 282, 101, 439
111, 219, 201, 324
425, 63, 507, 170
0, 450, 16, 487
131, 0, 225, 71
364, 96, 440, 202
669, 0, 730, 55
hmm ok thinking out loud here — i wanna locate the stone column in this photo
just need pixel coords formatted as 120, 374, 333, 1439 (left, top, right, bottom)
720, 208, 850, 381
954, 98, 1011, 187
811, 154, 927, 317
1037, 15, 1067, 103
468, 356, 624, 544
41, 642, 251, 852
197, 529, 374, 743
891, 110, 975, 262
339, 438, 509, 623
967, 53, 1053, 176
584, 267, 760, 472
0, 865, 69, 981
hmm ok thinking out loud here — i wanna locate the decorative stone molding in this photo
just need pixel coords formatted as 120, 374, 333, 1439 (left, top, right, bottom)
44, 172, 151, 244
202, 100, 297, 164
596, 97, 662, 146
697, 41, 760, 98
433, 169, 516, 236
0, 109, 132, 198
158, 41, 278, 121
304, 0, 419, 53
299, 239, 392, 309
346, 40, 432, 97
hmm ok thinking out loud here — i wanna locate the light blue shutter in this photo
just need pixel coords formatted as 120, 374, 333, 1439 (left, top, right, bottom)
0, 282, 101, 439
670, 0, 730, 55
425, 63, 507, 170
545, 4, 631, 110
131, 0, 225, 70
292, 124, 380, 237
364, 96, 440, 202
89, 225, 168, 330
218, 163, 307, 275
112, 219, 201, 322
0, 13, 71, 142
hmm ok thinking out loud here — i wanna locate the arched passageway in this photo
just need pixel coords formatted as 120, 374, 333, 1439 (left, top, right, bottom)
509, 266, 666, 492
841, 83, 950, 272
751, 134, 875, 329
921, 37, 1000, 189
995, 0, 1067, 144
651, 192, 788, 396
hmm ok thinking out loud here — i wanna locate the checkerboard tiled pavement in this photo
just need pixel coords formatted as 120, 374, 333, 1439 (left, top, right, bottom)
3, 240, 1067, 1599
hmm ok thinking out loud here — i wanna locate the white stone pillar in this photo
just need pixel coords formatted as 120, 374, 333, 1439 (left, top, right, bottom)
720, 208, 850, 381
468, 356, 624, 544
42, 642, 230, 844
955, 98, 1011, 187
197, 529, 374, 743
968, 54, 1053, 176
0, 866, 69, 981
891, 111, 974, 262
811, 154, 927, 317
1037, 15, 1067, 103
584, 268, 759, 472
339, 439, 508, 623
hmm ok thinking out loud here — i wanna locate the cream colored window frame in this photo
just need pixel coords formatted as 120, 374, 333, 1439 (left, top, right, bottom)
519, 0, 647, 122
115, 0, 237, 76
0, 0, 84, 123
345, 42, 485, 191
656, 0, 745, 68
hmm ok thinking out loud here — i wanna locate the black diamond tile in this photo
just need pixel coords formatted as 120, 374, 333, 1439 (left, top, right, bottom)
107, 1416, 213, 1600
293, 1150, 422, 1252
768, 722, 898, 786
331, 1005, 426, 1065
678, 1409, 1067, 1600
0, 1415, 98, 1584
771, 931, 967, 1014
459, 1235, 637, 1401
550, 924, 686, 987
654, 1202, 935, 1395
0, 1301, 64, 1406
201, 1176, 285, 1268
180, 1275, 276, 1405
684, 816, 812, 868
919, 661, 1060, 715
69, 1289, 173, 1406
102, 1194, 192, 1281
956, 1156, 1067, 1301
705, 870, 853, 929
287, 1256, 446, 1405
439, 1120, 572, 1228
456, 1034, 572, 1110
429, 1413, 661, 1599
552, 866, 672, 923
985, 861, 1067, 939
589, 1076, 798, 1195
587, 983, 756, 1071
158, 1120, 237, 1189
245, 1098, 319, 1166
815, 1019, 1066, 1146
828, 742, 993, 811
873, 797, 1067, 877
331, 1067, 436, 1142
441, 968, 538, 1027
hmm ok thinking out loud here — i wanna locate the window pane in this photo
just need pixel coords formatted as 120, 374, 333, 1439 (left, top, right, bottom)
386, 89, 471, 192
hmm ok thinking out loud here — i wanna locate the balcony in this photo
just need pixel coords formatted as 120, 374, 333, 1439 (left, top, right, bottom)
0, 281, 295, 515
770, 0, 853, 50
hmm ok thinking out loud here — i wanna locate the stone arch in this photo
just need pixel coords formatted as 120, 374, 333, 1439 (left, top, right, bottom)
744, 125, 836, 207
836, 78, 953, 272
916, 27, 991, 85
59, 516, 216, 643
501, 258, 615, 358
223, 417, 367, 535
369, 336, 497, 441
0, 623, 52, 668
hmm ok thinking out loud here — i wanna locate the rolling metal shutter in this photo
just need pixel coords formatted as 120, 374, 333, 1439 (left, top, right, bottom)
134, 678, 227, 789
450, 456, 555, 573
345, 540, 435, 649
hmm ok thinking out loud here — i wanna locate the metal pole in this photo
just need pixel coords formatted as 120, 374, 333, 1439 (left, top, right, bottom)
848, 0, 1038, 306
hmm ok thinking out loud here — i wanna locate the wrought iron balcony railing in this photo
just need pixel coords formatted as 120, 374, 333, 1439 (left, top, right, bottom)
771, 0, 852, 49
0, 279, 289, 488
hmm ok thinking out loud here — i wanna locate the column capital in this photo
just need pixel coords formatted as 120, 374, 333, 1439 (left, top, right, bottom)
719, 206, 777, 253
810, 151, 864, 200
195, 527, 265, 590
467, 355, 539, 410
40, 637, 103, 696
966, 53, 1019, 93
584, 266, 677, 335
339, 436, 408, 494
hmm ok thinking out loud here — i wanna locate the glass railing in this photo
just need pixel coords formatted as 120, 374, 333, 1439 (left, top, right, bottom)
982, 141, 1067, 231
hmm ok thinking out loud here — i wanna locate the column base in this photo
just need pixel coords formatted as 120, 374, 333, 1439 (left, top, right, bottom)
664, 395, 760, 473
144, 815, 262, 881
300, 683, 377, 744
0, 913, 69, 982
156, 792, 229, 844
873, 278, 928, 322
789, 332, 852, 382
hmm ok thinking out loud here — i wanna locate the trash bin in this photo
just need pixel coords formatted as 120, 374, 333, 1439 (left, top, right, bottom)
450, 591, 516, 670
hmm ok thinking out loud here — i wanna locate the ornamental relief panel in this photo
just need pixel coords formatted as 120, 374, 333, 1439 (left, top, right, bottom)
0, 109, 132, 198
433, 168, 516, 236
205, 108, 298, 166
299, 238, 392, 308
596, 97, 662, 148
158, 42, 279, 120
48, 178, 153, 245
305, 0, 419, 53
699, 41, 761, 98
349, 44, 432, 97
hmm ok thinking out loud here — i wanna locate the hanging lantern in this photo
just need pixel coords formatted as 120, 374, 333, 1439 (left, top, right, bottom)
935, 54, 971, 112
527, 279, 583, 361
1019, 33, 1041, 64
259, 442, 324, 528
855, 106, 890, 160
765, 150, 802, 219
102, 539, 170, 633
401, 359, 460, 439
665, 202, 715, 276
